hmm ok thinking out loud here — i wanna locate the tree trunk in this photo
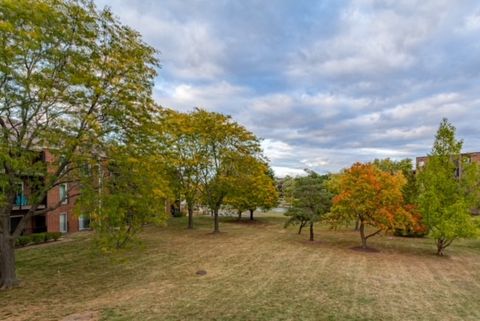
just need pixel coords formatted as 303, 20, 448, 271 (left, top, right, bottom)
213, 208, 220, 233
354, 218, 360, 231
187, 205, 194, 229
309, 222, 314, 241
237, 209, 242, 221
298, 222, 305, 234
359, 220, 367, 249
249, 209, 254, 220
436, 239, 446, 256
0, 235, 18, 289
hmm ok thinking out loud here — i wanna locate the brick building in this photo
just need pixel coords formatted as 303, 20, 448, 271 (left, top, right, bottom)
416, 152, 480, 215
10, 149, 90, 235
416, 152, 480, 172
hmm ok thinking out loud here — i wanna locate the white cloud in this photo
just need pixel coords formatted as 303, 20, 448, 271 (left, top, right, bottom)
96, 0, 226, 80
287, 1, 449, 80
460, 11, 480, 32
271, 166, 306, 178
155, 81, 249, 112
94, 0, 480, 174
261, 139, 294, 162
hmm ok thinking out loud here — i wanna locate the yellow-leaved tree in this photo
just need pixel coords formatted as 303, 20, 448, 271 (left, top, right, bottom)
225, 155, 278, 221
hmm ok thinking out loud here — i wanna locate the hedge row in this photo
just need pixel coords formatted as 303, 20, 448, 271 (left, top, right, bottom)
15, 232, 62, 247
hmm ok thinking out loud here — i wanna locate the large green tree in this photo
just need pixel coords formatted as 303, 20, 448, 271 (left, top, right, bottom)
284, 171, 332, 241
0, 0, 159, 288
417, 119, 480, 256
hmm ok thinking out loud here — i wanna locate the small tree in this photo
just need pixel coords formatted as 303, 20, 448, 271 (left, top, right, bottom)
226, 157, 278, 221
372, 158, 424, 236
284, 171, 332, 241
417, 119, 480, 256
77, 146, 171, 251
330, 163, 412, 249
284, 208, 310, 235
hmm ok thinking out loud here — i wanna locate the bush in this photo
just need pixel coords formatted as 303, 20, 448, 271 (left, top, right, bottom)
31, 233, 46, 244
16, 235, 32, 247
50, 232, 62, 241
394, 228, 427, 238
44, 232, 53, 241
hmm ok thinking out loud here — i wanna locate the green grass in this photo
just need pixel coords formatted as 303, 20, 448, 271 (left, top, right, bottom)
2, 213, 480, 321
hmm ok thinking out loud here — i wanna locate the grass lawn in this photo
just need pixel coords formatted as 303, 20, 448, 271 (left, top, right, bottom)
2, 213, 480, 321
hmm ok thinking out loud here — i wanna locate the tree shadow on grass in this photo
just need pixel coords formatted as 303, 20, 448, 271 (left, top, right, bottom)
350, 246, 380, 253
222, 217, 273, 227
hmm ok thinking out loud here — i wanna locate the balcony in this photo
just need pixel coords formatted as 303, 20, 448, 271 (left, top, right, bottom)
12, 195, 46, 211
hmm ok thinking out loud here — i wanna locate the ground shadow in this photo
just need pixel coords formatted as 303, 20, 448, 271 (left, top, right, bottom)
350, 246, 380, 253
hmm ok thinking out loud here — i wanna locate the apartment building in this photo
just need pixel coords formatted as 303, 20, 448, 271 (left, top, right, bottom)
416, 152, 480, 173
10, 149, 90, 235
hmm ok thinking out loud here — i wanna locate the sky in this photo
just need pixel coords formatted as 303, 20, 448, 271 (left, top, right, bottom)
95, 0, 480, 177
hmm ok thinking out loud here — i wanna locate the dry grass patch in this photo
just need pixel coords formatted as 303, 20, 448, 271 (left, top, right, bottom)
1, 213, 480, 321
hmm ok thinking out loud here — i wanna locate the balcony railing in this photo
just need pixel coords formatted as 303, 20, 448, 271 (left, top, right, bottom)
12, 195, 46, 210
15, 195, 28, 206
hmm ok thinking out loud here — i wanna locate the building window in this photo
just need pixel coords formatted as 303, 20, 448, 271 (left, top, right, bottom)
59, 213, 68, 233
418, 161, 425, 168
15, 182, 27, 206
59, 183, 68, 204
59, 154, 68, 176
78, 215, 90, 230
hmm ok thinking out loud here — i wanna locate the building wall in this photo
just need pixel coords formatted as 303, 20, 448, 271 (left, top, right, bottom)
44, 149, 81, 233
46, 184, 80, 233
416, 152, 480, 170
10, 149, 86, 234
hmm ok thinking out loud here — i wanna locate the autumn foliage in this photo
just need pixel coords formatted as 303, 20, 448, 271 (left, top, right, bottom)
330, 162, 415, 249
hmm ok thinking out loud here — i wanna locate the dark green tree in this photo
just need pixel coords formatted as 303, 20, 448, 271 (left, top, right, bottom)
284, 171, 332, 241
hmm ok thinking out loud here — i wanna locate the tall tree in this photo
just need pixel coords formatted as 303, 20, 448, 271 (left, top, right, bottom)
0, 0, 159, 288
284, 171, 332, 241
162, 109, 205, 229
193, 109, 261, 233
330, 163, 413, 249
417, 119, 480, 256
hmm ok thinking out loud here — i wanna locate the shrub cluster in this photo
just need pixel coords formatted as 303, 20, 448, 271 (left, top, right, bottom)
15, 232, 62, 247
393, 228, 427, 238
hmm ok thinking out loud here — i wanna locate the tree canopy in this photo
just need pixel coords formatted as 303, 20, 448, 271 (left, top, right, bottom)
330, 163, 413, 249
190, 109, 263, 233
0, 0, 160, 288
284, 171, 332, 241
225, 155, 278, 221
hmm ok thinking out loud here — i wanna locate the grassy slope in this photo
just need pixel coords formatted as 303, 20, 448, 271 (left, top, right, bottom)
1, 213, 480, 321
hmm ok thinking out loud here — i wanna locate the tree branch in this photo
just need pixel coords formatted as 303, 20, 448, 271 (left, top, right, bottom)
365, 228, 383, 239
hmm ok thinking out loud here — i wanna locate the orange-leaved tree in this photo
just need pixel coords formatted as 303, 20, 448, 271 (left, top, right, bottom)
330, 162, 414, 249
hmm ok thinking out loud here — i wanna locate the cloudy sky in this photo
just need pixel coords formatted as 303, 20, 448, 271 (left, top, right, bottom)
95, 0, 480, 177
